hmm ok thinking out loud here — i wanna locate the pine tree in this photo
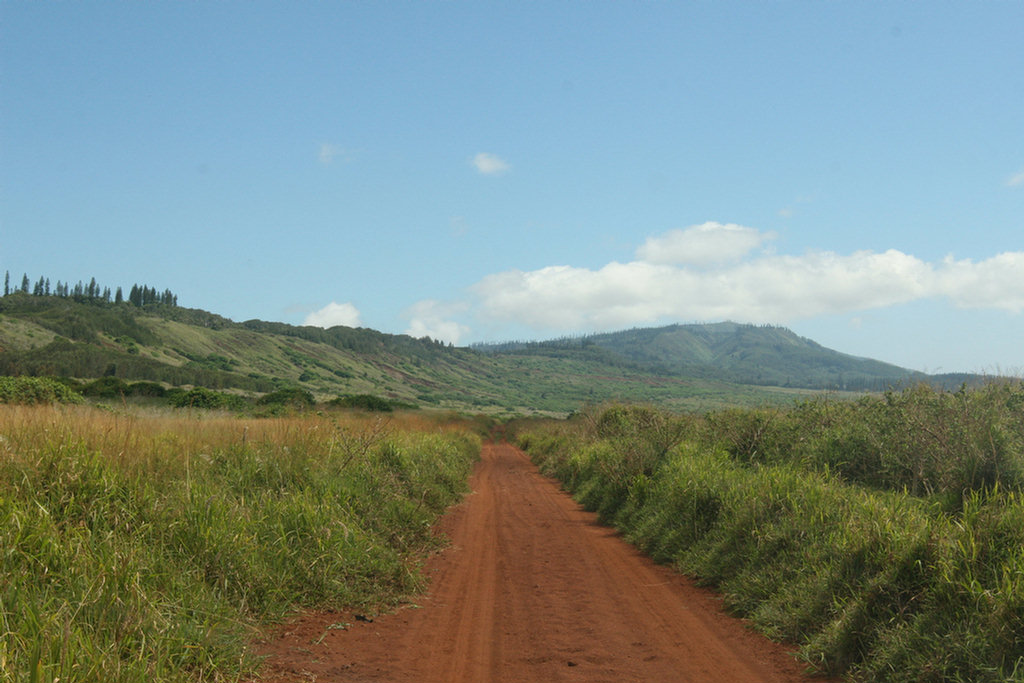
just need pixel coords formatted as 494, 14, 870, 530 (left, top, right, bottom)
4, 271, 9, 296
115, 287, 123, 304
20, 273, 29, 293
44, 278, 51, 296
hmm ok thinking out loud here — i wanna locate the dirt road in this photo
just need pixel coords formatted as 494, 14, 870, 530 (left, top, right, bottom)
253, 442, 825, 682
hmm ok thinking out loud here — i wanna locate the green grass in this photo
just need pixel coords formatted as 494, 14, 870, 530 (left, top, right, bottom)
517, 387, 1024, 682
0, 405, 479, 682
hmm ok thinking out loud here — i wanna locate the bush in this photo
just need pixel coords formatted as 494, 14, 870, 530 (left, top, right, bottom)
0, 376, 83, 404
330, 394, 395, 412
127, 381, 167, 398
168, 387, 247, 410
257, 387, 315, 410
81, 376, 131, 398
703, 383, 1024, 500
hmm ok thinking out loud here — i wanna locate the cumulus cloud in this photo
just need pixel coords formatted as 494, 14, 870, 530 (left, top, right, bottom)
635, 222, 775, 266
1006, 169, 1024, 187
472, 152, 510, 175
938, 252, 1024, 312
404, 299, 470, 344
304, 301, 362, 328
467, 224, 1024, 334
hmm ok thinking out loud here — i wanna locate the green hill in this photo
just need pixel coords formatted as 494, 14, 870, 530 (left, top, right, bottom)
0, 291, 964, 413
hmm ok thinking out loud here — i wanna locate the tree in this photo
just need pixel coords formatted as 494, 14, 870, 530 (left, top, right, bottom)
115, 287, 123, 304
20, 273, 29, 293
4, 271, 9, 296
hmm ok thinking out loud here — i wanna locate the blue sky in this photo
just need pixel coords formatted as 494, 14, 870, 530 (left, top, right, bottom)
2, 2, 1022, 374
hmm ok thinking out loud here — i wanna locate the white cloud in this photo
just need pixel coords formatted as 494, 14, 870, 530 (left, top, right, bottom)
472, 152, 510, 176
404, 299, 470, 344
467, 225, 1024, 334
1006, 169, 1024, 187
318, 143, 349, 165
938, 252, 1024, 312
304, 301, 362, 328
635, 222, 775, 266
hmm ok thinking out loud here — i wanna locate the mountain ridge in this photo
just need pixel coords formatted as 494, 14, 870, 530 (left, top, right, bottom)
0, 292, 982, 413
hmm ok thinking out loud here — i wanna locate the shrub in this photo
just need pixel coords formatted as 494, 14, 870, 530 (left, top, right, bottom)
168, 387, 247, 410
257, 387, 315, 409
330, 394, 395, 412
0, 376, 83, 404
127, 381, 167, 398
81, 376, 131, 398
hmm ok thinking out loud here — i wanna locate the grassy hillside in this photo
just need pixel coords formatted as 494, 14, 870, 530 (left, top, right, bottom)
0, 292, 968, 412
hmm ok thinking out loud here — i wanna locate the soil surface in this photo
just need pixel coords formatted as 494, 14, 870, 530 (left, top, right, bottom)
251, 442, 830, 682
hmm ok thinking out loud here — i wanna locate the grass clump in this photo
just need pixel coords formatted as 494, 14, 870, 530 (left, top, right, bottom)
518, 386, 1024, 682
0, 405, 479, 682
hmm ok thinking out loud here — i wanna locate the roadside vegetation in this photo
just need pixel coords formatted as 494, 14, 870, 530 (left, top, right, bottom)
516, 382, 1024, 683
0, 403, 480, 682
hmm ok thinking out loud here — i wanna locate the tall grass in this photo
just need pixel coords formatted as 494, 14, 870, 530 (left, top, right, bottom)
518, 384, 1024, 682
0, 405, 479, 682
705, 382, 1024, 502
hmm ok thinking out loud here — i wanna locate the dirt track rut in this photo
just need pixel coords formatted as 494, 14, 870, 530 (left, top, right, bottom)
253, 442, 826, 682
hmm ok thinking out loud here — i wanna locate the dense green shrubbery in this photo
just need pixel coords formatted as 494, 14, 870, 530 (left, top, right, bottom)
80, 375, 132, 398
167, 386, 249, 411
705, 383, 1024, 502
256, 387, 315, 410
519, 385, 1024, 682
0, 409, 479, 683
330, 393, 397, 412
0, 376, 83, 404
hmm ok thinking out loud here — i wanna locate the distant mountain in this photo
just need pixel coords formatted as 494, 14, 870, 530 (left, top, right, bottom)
0, 292, 980, 413
474, 321, 926, 391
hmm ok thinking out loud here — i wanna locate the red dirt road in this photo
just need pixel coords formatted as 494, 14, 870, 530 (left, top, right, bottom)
253, 442, 826, 682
